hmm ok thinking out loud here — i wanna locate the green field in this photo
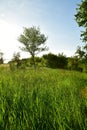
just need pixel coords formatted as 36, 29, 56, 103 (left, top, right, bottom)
0, 67, 87, 130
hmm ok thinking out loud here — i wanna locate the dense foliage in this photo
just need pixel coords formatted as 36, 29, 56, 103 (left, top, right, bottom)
43, 53, 67, 69
75, 0, 87, 72
75, 0, 87, 42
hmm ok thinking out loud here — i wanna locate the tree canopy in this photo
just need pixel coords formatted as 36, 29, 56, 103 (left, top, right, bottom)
18, 26, 48, 67
75, 0, 87, 42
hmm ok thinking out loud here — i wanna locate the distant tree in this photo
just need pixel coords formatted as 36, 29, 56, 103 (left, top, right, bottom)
75, 0, 87, 42
12, 52, 21, 68
12, 52, 20, 61
18, 26, 48, 68
43, 53, 67, 69
75, 45, 87, 72
75, 46, 85, 60
0, 51, 4, 64
57, 53, 68, 69
75, 45, 87, 64
67, 56, 79, 70
43, 53, 58, 68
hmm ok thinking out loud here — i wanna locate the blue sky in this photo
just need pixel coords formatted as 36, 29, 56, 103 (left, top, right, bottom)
0, 0, 82, 62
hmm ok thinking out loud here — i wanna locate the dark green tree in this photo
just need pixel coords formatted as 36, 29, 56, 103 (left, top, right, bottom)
75, 0, 87, 42
67, 56, 79, 71
18, 26, 48, 68
43, 53, 58, 68
75, 46, 85, 60
43, 53, 67, 69
75, 45, 87, 72
0, 51, 4, 64
12, 52, 21, 68
75, 45, 87, 64
57, 53, 68, 69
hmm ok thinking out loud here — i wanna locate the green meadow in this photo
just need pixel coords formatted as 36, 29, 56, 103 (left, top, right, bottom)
0, 67, 87, 130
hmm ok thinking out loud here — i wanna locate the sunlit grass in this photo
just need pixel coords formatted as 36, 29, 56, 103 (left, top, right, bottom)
0, 67, 87, 129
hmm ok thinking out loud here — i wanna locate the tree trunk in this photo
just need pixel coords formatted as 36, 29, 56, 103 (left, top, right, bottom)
32, 55, 36, 69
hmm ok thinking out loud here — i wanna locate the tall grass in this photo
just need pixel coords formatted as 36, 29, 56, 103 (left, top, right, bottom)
0, 67, 87, 130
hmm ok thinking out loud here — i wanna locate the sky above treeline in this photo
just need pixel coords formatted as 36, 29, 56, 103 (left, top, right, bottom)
0, 0, 82, 62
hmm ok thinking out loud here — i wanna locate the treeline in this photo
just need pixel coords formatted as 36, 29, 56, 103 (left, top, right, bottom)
43, 51, 87, 72
5, 51, 87, 72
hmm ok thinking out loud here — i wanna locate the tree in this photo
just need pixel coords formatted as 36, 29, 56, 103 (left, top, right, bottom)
57, 53, 68, 69
75, 45, 87, 64
67, 56, 79, 71
43, 53, 67, 69
43, 53, 58, 68
75, 46, 85, 60
75, 0, 87, 42
18, 26, 48, 68
75, 45, 87, 72
0, 51, 4, 64
12, 52, 21, 68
